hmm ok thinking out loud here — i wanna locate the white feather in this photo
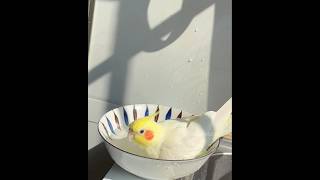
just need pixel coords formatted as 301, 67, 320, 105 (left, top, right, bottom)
155, 98, 232, 160
157, 119, 213, 160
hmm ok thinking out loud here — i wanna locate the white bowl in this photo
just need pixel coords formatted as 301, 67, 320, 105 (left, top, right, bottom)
98, 104, 220, 180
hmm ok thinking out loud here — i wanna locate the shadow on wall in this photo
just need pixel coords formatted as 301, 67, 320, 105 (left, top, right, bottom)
88, 0, 216, 105
207, 0, 231, 111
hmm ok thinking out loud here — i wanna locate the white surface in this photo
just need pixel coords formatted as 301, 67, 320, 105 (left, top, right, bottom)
104, 140, 213, 180
103, 164, 143, 180
88, 0, 231, 113
103, 140, 232, 180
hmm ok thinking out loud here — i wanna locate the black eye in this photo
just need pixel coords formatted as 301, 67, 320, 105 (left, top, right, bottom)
139, 129, 145, 134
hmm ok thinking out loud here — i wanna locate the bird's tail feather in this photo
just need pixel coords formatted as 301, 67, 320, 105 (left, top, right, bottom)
211, 98, 232, 142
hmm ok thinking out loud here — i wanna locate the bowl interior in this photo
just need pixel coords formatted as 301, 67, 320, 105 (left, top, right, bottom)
98, 104, 219, 160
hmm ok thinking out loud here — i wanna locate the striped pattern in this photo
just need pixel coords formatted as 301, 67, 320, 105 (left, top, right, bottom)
102, 105, 192, 136
154, 106, 160, 122
165, 108, 172, 120
133, 105, 137, 120
113, 112, 121, 130
123, 107, 129, 126
106, 116, 115, 134
145, 105, 149, 116
177, 111, 182, 118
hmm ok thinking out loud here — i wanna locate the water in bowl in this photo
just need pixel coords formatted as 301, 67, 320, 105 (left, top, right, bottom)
108, 138, 149, 157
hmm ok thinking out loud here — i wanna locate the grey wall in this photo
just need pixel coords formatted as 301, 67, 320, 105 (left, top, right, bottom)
88, 1, 231, 179
88, 0, 231, 151
88, 0, 231, 113
88, 0, 95, 49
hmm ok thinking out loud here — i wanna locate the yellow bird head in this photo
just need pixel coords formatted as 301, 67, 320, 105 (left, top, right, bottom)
128, 112, 164, 147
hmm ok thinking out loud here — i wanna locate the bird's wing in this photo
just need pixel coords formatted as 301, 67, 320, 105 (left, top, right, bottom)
158, 120, 213, 160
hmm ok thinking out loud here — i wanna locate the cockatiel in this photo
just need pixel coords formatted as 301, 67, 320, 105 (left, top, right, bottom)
128, 98, 232, 160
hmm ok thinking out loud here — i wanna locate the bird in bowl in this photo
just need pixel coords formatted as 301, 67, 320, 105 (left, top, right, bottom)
128, 99, 232, 160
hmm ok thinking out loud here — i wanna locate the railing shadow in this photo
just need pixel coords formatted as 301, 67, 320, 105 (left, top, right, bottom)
207, 0, 232, 110
88, 0, 215, 105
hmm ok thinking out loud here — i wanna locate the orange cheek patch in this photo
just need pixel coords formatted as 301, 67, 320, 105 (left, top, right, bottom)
144, 130, 154, 140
